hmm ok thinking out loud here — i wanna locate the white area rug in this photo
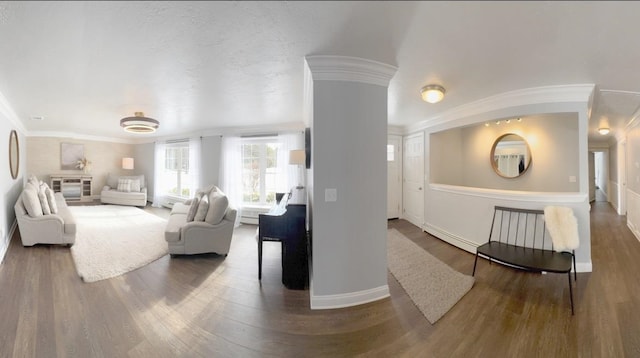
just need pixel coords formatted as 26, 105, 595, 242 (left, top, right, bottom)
387, 228, 475, 324
69, 205, 168, 283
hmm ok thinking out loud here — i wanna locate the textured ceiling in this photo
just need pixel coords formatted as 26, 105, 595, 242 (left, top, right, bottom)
1, 1, 639, 142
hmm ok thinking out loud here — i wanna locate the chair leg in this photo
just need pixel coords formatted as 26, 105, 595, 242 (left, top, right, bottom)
568, 271, 575, 315
573, 254, 577, 281
472, 253, 479, 276
258, 238, 263, 280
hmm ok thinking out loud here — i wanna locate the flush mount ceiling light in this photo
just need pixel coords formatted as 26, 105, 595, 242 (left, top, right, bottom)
598, 127, 610, 135
120, 112, 159, 133
420, 84, 446, 103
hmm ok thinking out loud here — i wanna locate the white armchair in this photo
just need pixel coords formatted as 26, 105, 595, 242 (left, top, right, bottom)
165, 186, 237, 256
100, 173, 147, 207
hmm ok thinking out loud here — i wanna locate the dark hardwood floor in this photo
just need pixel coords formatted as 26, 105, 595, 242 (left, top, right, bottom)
0, 201, 638, 357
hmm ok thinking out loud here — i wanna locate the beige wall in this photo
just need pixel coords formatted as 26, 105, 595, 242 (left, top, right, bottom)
430, 113, 580, 192
27, 137, 135, 196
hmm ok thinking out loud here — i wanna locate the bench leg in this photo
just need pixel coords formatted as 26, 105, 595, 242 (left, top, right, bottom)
472, 253, 479, 276
568, 271, 574, 315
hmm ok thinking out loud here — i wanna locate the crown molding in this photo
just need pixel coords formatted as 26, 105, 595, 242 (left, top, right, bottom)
406, 84, 595, 134
305, 55, 398, 87
27, 131, 136, 144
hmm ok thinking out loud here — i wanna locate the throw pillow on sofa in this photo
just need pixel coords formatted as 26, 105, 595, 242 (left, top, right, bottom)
117, 178, 132, 192
194, 194, 209, 221
130, 179, 141, 192
38, 183, 51, 215
22, 186, 43, 217
45, 187, 58, 214
205, 192, 229, 225
186, 195, 201, 222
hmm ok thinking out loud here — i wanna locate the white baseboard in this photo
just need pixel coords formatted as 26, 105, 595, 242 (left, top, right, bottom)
310, 285, 389, 310
423, 222, 477, 254
0, 220, 17, 264
576, 262, 593, 273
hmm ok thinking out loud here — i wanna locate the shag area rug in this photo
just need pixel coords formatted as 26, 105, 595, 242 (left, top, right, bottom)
69, 205, 168, 283
387, 228, 475, 324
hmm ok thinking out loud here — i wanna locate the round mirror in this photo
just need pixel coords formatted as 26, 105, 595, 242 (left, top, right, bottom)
490, 133, 531, 178
9, 129, 19, 179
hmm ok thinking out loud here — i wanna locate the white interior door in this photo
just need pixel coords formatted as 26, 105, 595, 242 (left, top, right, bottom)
387, 135, 401, 219
403, 132, 424, 227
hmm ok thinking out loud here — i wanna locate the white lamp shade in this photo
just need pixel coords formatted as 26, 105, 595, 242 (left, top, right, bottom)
289, 150, 306, 165
122, 157, 134, 170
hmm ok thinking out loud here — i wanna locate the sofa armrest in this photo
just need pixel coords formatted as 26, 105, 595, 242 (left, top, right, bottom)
182, 219, 233, 235
19, 213, 64, 226
141, 187, 147, 194
102, 185, 111, 191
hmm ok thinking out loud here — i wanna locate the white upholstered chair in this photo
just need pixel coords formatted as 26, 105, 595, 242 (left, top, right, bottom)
164, 186, 237, 256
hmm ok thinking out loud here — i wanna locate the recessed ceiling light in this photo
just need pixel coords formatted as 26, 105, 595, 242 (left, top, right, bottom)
30, 116, 44, 121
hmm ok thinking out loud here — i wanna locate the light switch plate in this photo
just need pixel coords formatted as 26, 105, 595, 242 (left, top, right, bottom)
569, 176, 576, 183
325, 188, 337, 202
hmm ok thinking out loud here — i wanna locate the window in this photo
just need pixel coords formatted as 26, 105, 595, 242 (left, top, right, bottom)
163, 143, 192, 198
241, 139, 280, 205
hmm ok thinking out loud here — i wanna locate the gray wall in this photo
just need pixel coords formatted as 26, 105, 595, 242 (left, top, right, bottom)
133, 142, 155, 199
311, 80, 388, 297
431, 113, 580, 192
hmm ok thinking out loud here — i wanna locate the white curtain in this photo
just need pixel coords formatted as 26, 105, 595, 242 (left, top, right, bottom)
276, 132, 304, 192
219, 136, 243, 226
188, 136, 202, 195
152, 141, 168, 207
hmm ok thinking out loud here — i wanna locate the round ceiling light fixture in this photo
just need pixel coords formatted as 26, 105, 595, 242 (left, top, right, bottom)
598, 127, 610, 135
420, 84, 446, 104
120, 112, 159, 133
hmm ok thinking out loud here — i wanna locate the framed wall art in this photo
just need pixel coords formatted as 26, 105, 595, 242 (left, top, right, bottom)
61, 142, 84, 170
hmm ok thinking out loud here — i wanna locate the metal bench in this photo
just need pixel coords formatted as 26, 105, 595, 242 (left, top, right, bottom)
472, 206, 577, 314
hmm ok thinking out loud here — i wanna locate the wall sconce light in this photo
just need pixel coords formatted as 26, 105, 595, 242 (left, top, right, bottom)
598, 127, 610, 135
122, 157, 134, 170
420, 84, 446, 103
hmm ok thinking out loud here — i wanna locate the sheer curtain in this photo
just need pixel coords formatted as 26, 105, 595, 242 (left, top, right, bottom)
219, 136, 243, 226
188, 136, 202, 195
276, 132, 304, 193
152, 141, 168, 207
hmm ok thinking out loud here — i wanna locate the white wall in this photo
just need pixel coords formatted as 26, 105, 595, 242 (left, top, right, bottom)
1, 110, 26, 262
625, 124, 640, 238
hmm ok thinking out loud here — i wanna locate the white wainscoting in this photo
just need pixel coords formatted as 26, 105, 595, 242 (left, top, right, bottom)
424, 184, 592, 273
627, 189, 640, 242
610, 181, 620, 213
310, 285, 390, 310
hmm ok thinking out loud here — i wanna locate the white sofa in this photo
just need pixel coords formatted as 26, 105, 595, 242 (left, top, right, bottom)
165, 186, 237, 256
101, 173, 147, 207
14, 176, 75, 246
